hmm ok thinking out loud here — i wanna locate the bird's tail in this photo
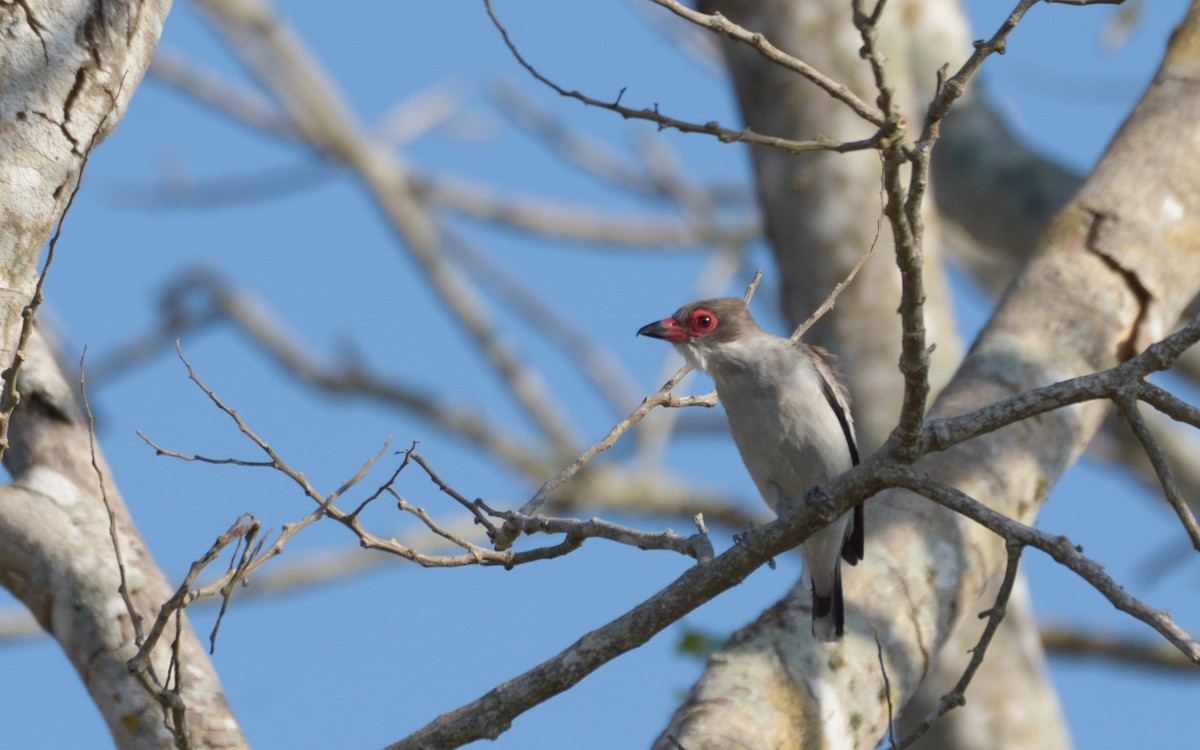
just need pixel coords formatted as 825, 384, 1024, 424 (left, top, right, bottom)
811, 563, 844, 642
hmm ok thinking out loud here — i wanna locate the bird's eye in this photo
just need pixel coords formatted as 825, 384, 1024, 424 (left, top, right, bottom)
691, 310, 716, 332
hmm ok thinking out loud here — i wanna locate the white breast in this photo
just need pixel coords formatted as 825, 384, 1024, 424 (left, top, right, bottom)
708, 339, 854, 512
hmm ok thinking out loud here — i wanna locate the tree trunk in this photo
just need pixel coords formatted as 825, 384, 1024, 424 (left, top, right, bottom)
659, 1, 1200, 748
0, 1, 247, 747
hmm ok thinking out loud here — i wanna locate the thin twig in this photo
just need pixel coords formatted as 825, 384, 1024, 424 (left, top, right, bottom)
151, 347, 714, 567
0, 120, 101, 459
496, 272, 763, 550
790, 251, 874, 343
876, 631, 898, 748
129, 515, 260, 674
483, 0, 876, 154
643, 0, 886, 128
1115, 392, 1200, 551
891, 541, 1026, 748
889, 469, 1200, 660
82, 351, 144, 644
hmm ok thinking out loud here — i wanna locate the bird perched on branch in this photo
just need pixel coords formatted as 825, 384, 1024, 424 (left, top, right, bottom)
638, 297, 863, 641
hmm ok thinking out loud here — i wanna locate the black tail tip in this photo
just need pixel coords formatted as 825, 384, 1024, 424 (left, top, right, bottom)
811, 583, 845, 641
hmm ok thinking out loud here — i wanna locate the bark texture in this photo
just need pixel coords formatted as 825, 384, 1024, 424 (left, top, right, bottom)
659, 2, 1200, 748
0, 334, 247, 749
698, 0, 965, 445
0, 1, 247, 747
1, 0, 164, 360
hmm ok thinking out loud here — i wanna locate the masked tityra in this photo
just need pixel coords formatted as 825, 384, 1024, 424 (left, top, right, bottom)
638, 297, 863, 641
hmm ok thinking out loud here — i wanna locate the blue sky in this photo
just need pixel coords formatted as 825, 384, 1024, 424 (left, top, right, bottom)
2, 1, 1197, 748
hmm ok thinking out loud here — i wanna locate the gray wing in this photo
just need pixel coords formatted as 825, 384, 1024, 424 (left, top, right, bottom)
807, 345, 864, 565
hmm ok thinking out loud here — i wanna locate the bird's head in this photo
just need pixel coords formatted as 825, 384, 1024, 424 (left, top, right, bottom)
637, 297, 758, 373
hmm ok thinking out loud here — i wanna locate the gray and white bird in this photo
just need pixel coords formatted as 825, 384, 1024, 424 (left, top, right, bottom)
638, 297, 863, 641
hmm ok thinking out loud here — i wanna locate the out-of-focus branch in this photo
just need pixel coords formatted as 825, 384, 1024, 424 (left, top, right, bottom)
151, 49, 298, 140
622, 0, 724, 74
198, 0, 583, 461
144, 346, 715, 567
932, 89, 1080, 295
88, 270, 748, 523
103, 269, 557, 479
491, 81, 755, 209
1040, 623, 1200, 671
442, 233, 643, 414
423, 176, 747, 247
489, 80, 670, 196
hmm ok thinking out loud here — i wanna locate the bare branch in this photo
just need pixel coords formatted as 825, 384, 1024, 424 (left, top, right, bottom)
921, 314, 1200, 456
891, 540, 1026, 748
1040, 623, 1200, 671
790, 250, 874, 343
642, 0, 886, 128
150, 49, 297, 141
150, 349, 715, 571
385, 464, 887, 750
920, 0, 1041, 143
497, 272, 763, 549
495, 511, 714, 563
0, 122, 102, 460
1115, 393, 1200, 550
81, 352, 143, 645
494, 363, 696, 550
128, 515, 260, 674
889, 469, 1200, 661
483, 0, 877, 154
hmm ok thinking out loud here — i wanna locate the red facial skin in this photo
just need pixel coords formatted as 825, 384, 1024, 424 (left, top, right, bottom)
639, 308, 718, 342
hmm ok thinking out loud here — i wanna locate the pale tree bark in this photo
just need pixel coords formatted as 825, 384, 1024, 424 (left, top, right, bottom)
699, 0, 965, 445
934, 85, 1200, 590
933, 87, 1080, 298
936, 88, 1200, 543
658, 2, 1200, 749
672, 0, 1068, 748
1, 0, 164, 360
0, 1, 247, 747
897, 573, 1069, 749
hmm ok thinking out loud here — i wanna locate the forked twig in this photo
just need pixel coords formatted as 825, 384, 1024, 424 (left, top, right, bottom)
890, 541, 1025, 748
482, 0, 875, 154
493, 272, 764, 550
